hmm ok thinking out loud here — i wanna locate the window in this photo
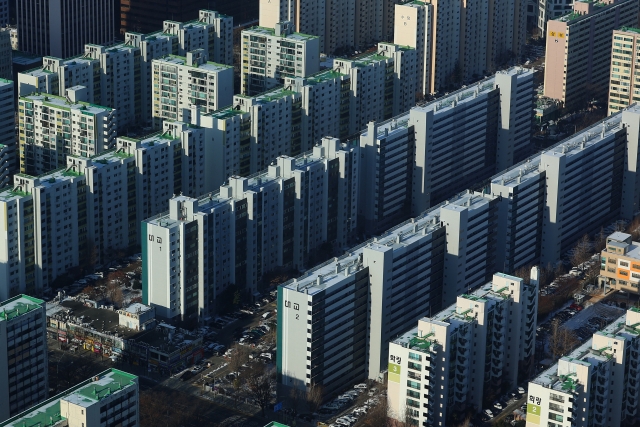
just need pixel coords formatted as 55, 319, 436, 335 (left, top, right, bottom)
409, 352, 422, 361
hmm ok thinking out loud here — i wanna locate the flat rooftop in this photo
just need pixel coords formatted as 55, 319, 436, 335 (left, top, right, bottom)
0, 294, 44, 321
49, 299, 140, 338
243, 26, 318, 41
130, 324, 201, 354
21, 93, 113, 115
0, 369, 137, 427
153, 54, 232, 72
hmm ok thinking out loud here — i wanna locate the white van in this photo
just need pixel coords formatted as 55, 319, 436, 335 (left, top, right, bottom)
262, 311, 271, 320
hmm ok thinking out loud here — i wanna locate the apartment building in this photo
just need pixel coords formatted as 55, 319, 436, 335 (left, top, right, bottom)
0, 123, 206, 294
388, 270, 538, 427
18, 93, 117, 176
0, 295, 48, 420
143, 137, 358, 321
395, 0, 527, 95
0, 79, 15, 187
0, 28, 11, 80
16, 0, 114, 57
597, 232, 640, 294
17, 10, 233, 129
241, 22, 320, 95
544, 0, 638, 110
0, 369, 139, 427
151, 50, 233, 126
608, 27, 640, 115
537, 0, 573, 33
527, 308, 640, 427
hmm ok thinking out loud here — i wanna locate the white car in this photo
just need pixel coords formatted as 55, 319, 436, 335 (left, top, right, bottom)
518, 386, 526, 395
354, 383, 367, 389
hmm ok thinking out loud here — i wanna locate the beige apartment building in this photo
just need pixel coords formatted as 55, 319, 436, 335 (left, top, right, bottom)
544, 0, 638, 111
598, 231, 640, 294
608, 27, 640, 115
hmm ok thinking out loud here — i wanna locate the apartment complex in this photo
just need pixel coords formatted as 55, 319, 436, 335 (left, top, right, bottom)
17, 10, 233, 129
394, 0, 528, 95
18, 94, 117, 176
527, 308, 640, 427
16, 0, 115, 57
0, 295, 48, 421
388, 270, 538, 427
143, 137, 358, 321
608, 27, 640, 115
277, 190, 511, 397
151, 50, 233, 126
0, 79, 15, 187
241, 22, 320, 95
597, 231, 640, 294
0, 369, 139, 427
0, 123, 207, 295
544, 0, 638, 110
0, 28, 11, 80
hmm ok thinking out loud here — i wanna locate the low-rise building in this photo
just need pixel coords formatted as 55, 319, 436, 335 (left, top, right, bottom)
0, 295, 48, 421
598, 231, 640, 293
0, 369, 139, 427
387, 269, 538, 427
526, 308, 640, 427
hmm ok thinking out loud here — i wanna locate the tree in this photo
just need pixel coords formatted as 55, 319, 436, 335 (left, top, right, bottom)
571, 234, 592, 271
549, 318, 579, 359
81, 286, 97, 299
514, 265, 532, 285
594, 227, 607, 253
306, 382, 324, 414
246, 362, 275, 416
227, 343, 250, 375
288, 387, 303, 418
105, 281, 124, 307
358, 395, 391, 427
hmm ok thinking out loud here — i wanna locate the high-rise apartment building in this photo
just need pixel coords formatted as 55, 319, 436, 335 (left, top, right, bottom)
608, 27, 640, 115
143, 137, 358, 321
0, 295, 48, 420
16, 0, 115, 58
526, 308, 640, 427
0, 369, 139, 427
537, 0, 572, 33
17, 11, 233, 129
240, 21, 320, 95
544, 0, 638, 110
394, 0, 527, 95
18, 93, 117, 176
151, 50, 233, 126
387, 270, 538, 427
0, 78, 15, 187
0, 28, 11, 80
0, 122, 207, 294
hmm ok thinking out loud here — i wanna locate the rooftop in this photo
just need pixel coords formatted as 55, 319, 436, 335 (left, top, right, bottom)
21, 93, 113, 114
0, 369, 137, 427
0, 294, 44, 321
48, 299, 141, 339
130, 323, 202, 355
153, 54, 232, 72
243, 26, 318, 41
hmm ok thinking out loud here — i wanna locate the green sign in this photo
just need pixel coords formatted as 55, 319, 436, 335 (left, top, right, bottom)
527, 403, 541, 425
388, 363, 401, 383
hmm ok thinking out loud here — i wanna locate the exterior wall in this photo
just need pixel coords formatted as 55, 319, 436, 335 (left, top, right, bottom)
0, 79, 15, 187
394, 2, 431, 96
0, 30, 11, 80
609, 29, 640, 117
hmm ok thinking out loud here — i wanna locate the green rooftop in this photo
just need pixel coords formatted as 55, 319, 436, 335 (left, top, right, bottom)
0, 295, 44, 321
0, 369, 137, 427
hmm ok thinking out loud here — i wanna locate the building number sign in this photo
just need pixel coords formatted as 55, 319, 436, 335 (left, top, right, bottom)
389, 355, 402, 364
284, 300, 300, 320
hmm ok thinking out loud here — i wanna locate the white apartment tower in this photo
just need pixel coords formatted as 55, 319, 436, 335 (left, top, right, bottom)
143, 138, 359, 321
395, 2, 432, 96
18, 94, 117, 176
527, 308, 640, 427
0, 295, 48, 420
241, 22, 320, 95
388, 270, 538, 427
151, 50, 233, 126
16, 0, 114, 57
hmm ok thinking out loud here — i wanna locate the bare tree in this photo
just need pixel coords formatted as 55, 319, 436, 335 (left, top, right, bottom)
289, 387, 303, 417
227, 343, 250, 375
245, 362, 275, 416
549, 318, 564, 359
306, 382, 324, 414
105, 281, 124, 307
514, 265, 532, 285
594, 227, 607, 253
357, 395, 390, 427
571, 234, 592, 271
583, 261, 601, 286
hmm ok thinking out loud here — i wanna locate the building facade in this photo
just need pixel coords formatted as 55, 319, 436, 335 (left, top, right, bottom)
597, 232, 640, 294
16, 0, 115, 58
388, 270, 538, 427
18, 94, 117, 176
526, 308, 640, 427
608, 27, 640, 116
241, 22, 320, 95
0, 28, 11, 80
0, 78, 15, 187
0, 295, 48, 421
143, 137, 359, 321
544, 0, 638, 110
151, 50, 233, 126
0, 369, 139, 427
